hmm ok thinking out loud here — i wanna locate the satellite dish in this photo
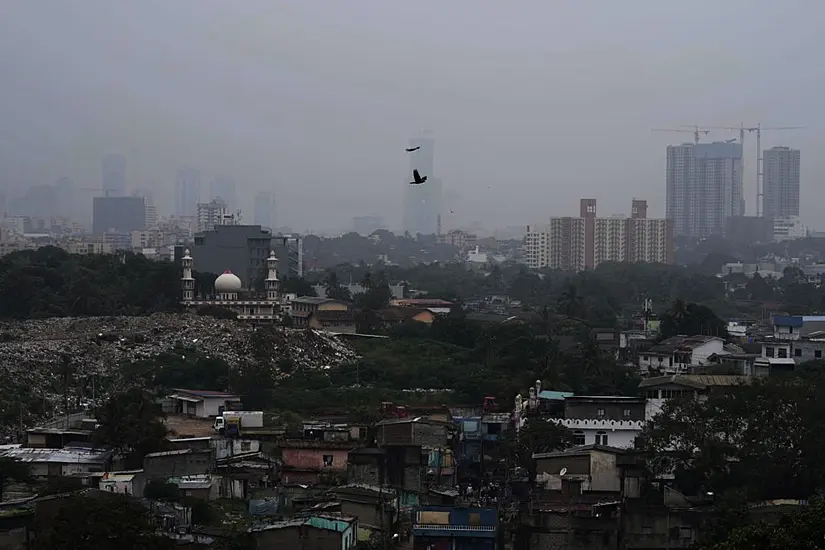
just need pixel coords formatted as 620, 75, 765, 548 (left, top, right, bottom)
559, 467, 568, 476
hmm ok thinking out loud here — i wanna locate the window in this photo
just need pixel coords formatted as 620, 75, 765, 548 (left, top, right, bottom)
646, 390, 659, 399
323, 455, 333, 466
622, 408, 632, 419
241, 441, 251, 451
595, 431, 608, 445
596, 408, 605, 418
795, 348, 802, 357
766, 347, 775, 358
573, 430, 586, 446
778, 348, 788, 358
817, 350, 823, 359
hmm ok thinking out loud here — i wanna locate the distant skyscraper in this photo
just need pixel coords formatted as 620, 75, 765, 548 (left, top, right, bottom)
210, 176, 237, 212
253, 191, 275, 230
666, 141, 743, 238
102, 154, 126, 197
93, 196, 145, 234
175, 167, 201, 217
54, 177, 75, 219
403, 137, 442, 235
762, 146, 800, 219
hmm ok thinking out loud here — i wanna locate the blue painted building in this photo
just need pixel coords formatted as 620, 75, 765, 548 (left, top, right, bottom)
412, 506, 499, 550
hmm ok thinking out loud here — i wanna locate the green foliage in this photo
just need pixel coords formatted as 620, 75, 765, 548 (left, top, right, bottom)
659, 299, 728, 339
323, 270, 352, 301
702, 498, 825, 550
0, 247, 179, 319
0, 456, 32, 500
500, 418, 574, 477
639, 373, 825, 503
93, 388, 169, 469
35, 493, 174, 550
280, 276, 317, 297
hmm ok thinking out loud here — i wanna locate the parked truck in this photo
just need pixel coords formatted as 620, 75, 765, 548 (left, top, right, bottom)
213, 411, 263, 437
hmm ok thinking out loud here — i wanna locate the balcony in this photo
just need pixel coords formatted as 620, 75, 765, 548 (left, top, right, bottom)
412, 524, 497, 538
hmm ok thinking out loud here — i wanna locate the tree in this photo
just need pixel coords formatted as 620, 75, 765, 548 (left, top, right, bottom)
556, 284, 584, 318
324, 270, 351, 301
501, 418, 573, 479
0, 456, 32, 500
93, 389, 169, 469
660, 300, 728, 339
36, 493, 174, 550
638, 373, 825, 503
702, 498, 825, 550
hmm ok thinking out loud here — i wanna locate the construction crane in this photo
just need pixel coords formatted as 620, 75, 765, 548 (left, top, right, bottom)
701, 123, 805, 216
651, 126, 712, 145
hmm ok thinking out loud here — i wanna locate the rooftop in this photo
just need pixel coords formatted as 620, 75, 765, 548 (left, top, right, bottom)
538, 390, 575, 401
169, 388, 241, 400
0, 445, 112, 464
292, 296, 350, 305
533, 444, 628, 459
638, 374, 752, 390
647, 335, 723, 355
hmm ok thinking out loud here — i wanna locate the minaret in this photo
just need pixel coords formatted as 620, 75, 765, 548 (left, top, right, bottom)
181, 249, 195, 302
265, 249, 280, 301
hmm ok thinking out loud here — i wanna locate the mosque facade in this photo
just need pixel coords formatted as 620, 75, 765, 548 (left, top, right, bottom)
181, 248, 282, 321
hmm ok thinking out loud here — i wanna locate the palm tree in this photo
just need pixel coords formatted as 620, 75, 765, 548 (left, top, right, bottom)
557, 284, 583, 318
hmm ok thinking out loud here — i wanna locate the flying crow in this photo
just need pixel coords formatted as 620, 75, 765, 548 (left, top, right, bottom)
406, 146, 421, 152
409, 169, 428, 185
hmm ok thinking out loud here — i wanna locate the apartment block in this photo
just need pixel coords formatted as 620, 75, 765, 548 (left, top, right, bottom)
524, 199, 672, 271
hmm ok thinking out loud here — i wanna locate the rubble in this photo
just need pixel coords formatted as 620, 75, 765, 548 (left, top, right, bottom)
0, 314, 359, 433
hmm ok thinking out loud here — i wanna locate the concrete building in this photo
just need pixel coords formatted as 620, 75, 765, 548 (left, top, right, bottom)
175, 167, 201, 217
210, 176, 237, 212
403, 137, 442, 236
181, 247, 282, 322
763, 146, 800, 219
168, 388, 243, 418
253, 191, 275, 230
637, 335, 725, 375
192, 224, 274, 285
772, 215, 806, 242
102, 154, 126, 197
92, 196, 146, 235
551, 396, 646, 449
524, 199, 672, 270
197, 198, 232, 233
666, 142, 743, 238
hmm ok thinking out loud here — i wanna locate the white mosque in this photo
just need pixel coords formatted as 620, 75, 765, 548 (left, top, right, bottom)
180, 248, 282, 321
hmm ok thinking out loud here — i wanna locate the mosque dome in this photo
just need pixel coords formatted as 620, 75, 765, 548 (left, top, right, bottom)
214, 270, 242, 293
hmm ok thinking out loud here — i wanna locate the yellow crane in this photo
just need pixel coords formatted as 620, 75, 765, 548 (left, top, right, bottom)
651, 126, 713, 145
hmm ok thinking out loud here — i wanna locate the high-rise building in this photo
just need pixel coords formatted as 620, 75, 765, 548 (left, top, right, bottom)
762, 146, 800, 219
525, 199, 672, 271
197, 198, 234, 232
93, 196, 146, 234
352, 215, 386, 235
666, 142, 743, 238
253, 191, 275, 230
210, 176, 237, 212
403, 137, 442, 236
175, 167, 201, 217
102, 154, 127, 197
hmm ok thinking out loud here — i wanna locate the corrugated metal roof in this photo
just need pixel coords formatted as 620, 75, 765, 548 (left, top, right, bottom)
538, 390, 574, 401
638, 375, 751, 389
0, 446, 111, 464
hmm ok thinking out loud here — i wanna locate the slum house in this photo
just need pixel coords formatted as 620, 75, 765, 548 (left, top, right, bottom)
214, 450, 279, 499
528, 445, 631, 550
24, 427, 93, 449
98, 469, 146, 497
167, 436, 261, 459
279, 439, 350, 485
249, 515, 359, 550
412, 506, 499, 550
376, 418, 454, 510
166, 389, 242, 418
448, 405, 510, 482
143, 448, 214, 480
332, 484, 398, 533
0, 445, 113, 478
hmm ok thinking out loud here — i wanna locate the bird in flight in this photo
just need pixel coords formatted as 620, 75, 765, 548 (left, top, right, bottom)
409, 169, 428, 185
406, 146, 421, 152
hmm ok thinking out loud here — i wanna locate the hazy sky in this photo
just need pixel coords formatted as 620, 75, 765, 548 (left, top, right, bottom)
1, 0, 823, 232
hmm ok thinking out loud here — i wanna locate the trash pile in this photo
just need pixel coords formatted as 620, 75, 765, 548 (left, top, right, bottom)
0, 314, 360, 432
